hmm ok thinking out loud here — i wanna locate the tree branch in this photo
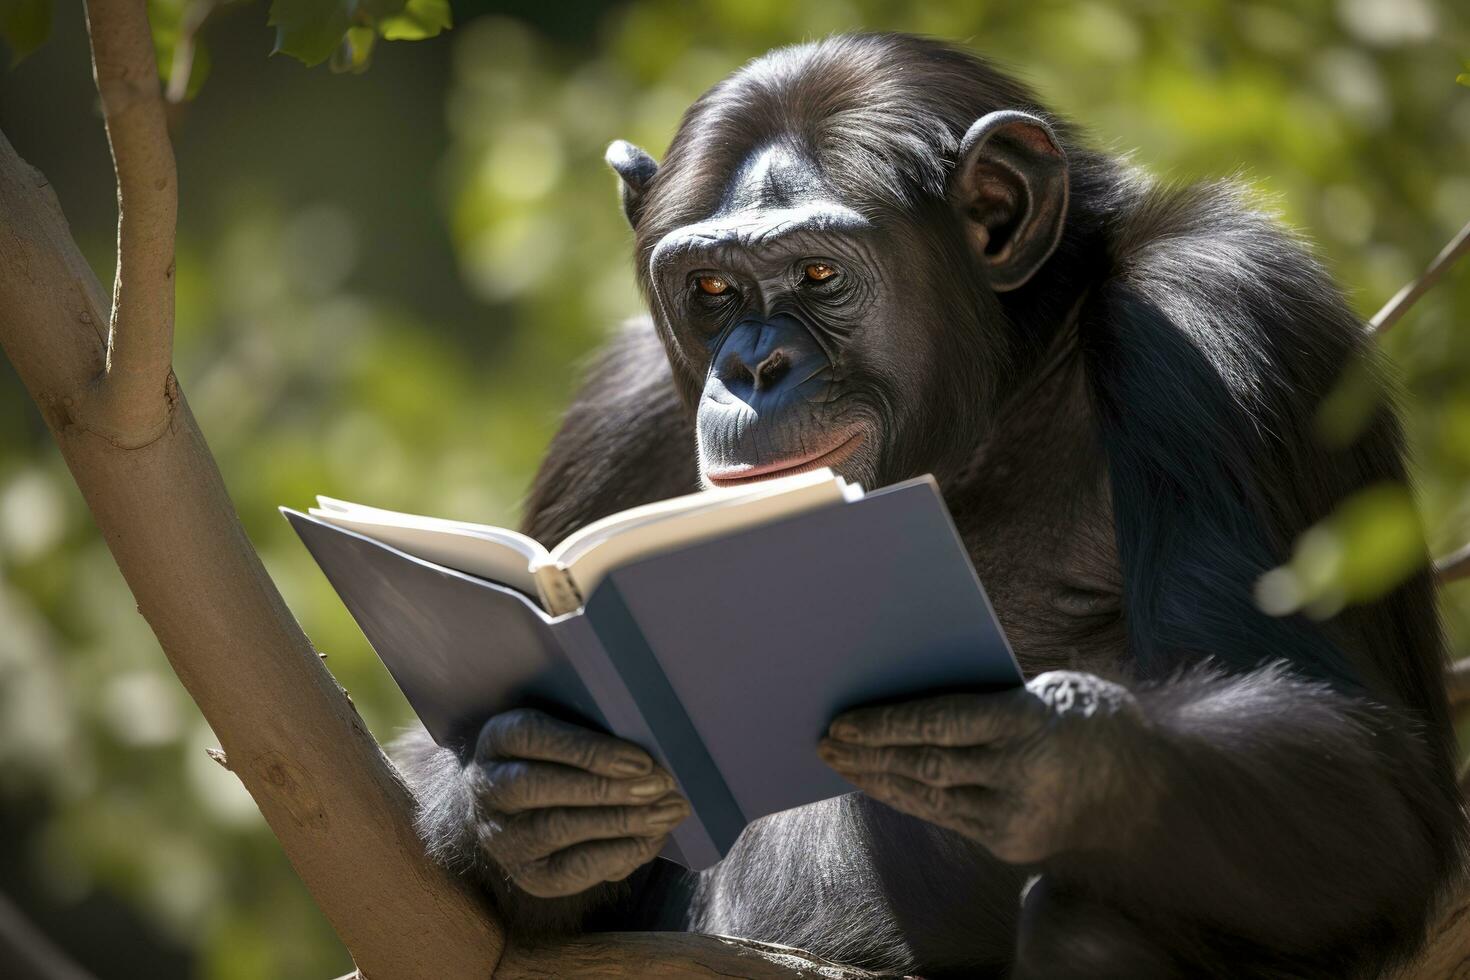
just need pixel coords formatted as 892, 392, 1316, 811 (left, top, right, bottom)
497, 933, 910, 979
1370, 220, 1470, 334
82, 0, 178, 447
0, 890, 95, 980
1445, 657, 1470, 709
0, 9, 507, 971
1437, 544, 1470, 586
1362, 220, 1470, 589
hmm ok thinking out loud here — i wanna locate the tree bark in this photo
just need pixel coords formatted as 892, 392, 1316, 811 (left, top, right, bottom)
1397, 887, 1470, 980
496, 933, 905, 979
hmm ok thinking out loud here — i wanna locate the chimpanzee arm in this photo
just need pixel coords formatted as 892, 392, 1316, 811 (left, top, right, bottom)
1033, 666, 1453, 976
1055, 194, 1463, 968
394, 720, 692, 935
822, 661, 1456, 974
392, 726, 632, 934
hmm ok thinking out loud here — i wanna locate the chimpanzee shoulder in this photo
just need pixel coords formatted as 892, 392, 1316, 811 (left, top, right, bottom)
1081, 175, 1449, 725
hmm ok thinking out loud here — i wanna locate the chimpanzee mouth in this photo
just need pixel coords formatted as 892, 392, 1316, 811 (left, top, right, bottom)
705, 429, 866, 488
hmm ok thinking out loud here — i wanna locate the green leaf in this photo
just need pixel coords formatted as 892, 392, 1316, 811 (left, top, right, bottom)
269, 0, 354, 67
1458, 73, 1470, 88
330, 25, 376, 74
0, 0, 52, 66
378, 0, 450, 42
1257, 482, 1426, 619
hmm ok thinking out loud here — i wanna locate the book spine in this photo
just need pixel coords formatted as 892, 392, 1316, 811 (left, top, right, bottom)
553, 612, 718, 869
583, 580, 744, 870
533, 564, 583, 616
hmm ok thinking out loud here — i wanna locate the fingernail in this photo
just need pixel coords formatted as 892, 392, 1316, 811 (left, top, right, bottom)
650, 800, 688, 825
629, 776, 666, 798
830, 721, 857, 740
818, 741, 853, 767
611, 757, 651, 777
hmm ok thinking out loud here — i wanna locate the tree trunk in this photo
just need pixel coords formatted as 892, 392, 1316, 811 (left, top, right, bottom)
0, 2, 504, 972
0, 125, 506, 980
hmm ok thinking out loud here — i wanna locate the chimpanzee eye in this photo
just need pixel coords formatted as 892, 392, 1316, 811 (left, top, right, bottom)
803, 262, 838, 283
695, 274, 732, 296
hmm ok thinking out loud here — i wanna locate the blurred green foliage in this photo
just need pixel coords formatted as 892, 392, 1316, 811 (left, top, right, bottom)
0, 0, 50, 64
1, 0, 1469, 976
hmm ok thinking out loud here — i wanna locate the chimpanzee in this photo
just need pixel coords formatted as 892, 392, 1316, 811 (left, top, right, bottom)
395, 32, 1464, 978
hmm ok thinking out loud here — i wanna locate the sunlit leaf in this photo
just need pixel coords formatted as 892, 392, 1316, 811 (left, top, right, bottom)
378, 0, 451, 41
0, 0, 51, 66
1257, 483, 1427, 618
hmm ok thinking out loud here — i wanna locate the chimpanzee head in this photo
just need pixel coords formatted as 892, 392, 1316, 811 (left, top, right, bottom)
606, 34, 1072, 490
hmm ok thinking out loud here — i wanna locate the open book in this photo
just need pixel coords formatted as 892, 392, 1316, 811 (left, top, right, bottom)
306, 468, 861, 616
284, 470, 1021, 869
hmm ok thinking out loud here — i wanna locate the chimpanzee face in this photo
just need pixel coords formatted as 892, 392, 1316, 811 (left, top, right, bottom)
609, 110, 1069, 493
645, 146, 911, 490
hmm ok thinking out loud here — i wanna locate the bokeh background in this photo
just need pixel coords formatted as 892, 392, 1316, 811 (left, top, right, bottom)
1, 1, 1467, 976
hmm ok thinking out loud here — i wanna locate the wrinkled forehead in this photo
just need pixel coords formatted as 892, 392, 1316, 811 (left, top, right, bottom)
650, 142, 874, 272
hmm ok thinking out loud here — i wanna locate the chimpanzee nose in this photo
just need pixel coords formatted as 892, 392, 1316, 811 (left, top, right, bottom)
727, 348, 791, 390
712, 314, 824, 408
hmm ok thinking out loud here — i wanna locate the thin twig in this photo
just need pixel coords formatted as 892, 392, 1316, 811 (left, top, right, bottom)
83, 0, 178, 446
0, 891, 96, 980
1365, 221, 1470, 587
1370, 220, 1470, 333
1437, 543, 1470, 585
1447, 657, 1470, 709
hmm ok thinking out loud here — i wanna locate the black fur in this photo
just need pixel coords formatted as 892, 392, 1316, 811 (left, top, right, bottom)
396, 34, 1464, 978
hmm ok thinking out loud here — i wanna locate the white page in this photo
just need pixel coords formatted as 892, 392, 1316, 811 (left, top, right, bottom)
309, 497, 546, 597
556, 471, 863, 601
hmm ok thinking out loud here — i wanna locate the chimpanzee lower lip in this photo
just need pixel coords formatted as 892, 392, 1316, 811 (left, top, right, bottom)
706, 430, 865, 487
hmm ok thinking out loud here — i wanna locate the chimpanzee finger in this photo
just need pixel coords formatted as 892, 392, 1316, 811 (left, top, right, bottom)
473, 759, 675, 814
842, 770, 1000, 838
512, 834, 669, 898
476, 707, 654, 777
828, 689, 1047, 748
817, 739, 1014, 789
493, 794, 689, 863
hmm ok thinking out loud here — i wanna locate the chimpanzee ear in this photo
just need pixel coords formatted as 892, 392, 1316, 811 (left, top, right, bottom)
605, 140, 659, 229
949, 111, 1069, 292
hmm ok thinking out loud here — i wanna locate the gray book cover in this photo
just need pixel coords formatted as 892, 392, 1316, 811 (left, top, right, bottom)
284, 477, 1021, 870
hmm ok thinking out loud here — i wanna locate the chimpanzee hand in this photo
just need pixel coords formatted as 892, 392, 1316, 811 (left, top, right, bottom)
466, 708, 689, 898
817, 671, 1150, 864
